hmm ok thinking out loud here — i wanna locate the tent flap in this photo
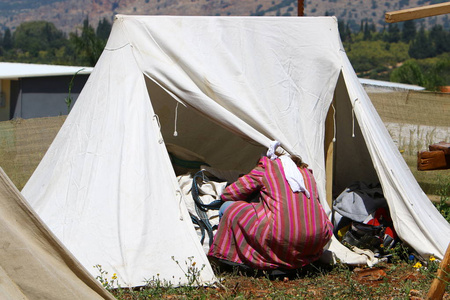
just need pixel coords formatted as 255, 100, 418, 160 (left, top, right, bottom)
0, 168, 114, 299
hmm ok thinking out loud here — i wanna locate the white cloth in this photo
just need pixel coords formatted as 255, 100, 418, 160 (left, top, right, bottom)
266, 141, 310, 198
177, 174, 225, 253
279, 155, 311, 198
267, 140, 281, 160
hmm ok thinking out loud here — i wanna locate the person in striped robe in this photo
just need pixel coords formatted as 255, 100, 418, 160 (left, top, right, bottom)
208, 155, 333, 270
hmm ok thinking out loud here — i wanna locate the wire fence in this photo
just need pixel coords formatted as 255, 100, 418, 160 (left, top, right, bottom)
0, 90, 448, 192
0, 116, 66, 190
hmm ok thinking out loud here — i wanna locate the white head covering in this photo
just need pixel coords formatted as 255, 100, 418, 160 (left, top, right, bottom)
267, 141, 310, 198
267, 140, 281, 160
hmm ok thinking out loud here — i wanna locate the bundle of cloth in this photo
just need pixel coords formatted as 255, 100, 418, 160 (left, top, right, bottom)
333, 181, 398, 259
177, 165, 243, 253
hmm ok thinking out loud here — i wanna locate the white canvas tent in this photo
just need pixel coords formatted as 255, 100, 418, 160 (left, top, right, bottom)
0, 168, 114, 299
22, 15, 450, 287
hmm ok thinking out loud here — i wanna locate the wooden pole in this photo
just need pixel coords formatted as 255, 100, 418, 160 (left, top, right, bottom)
324, 98, 335, 209
385, 2, 450, 23
426, 243, 450, 300
298, 0, 304, 16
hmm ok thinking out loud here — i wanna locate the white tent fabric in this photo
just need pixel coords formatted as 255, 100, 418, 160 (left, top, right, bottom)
22, 15, 450, 287
341, 55, 450, 260
0, 168, 114, 300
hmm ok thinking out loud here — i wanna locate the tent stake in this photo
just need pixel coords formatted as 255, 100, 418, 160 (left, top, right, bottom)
426, 243, 450, 300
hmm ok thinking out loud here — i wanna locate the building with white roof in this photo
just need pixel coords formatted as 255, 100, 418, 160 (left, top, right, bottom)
359, 78, 425, 93
0, 62, 93, 121
0, 62, 426, 122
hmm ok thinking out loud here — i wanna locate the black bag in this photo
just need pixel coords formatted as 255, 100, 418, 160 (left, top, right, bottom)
342, 221, 385, 253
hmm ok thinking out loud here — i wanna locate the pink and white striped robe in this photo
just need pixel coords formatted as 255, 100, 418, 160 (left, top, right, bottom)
208, 156, 333, 269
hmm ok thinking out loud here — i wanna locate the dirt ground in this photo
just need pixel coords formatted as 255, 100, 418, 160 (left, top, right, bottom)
208, 263, 448, 299
111, 260, 450, 299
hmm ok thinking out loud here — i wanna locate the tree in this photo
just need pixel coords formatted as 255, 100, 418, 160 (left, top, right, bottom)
345, 23, 352, 43
384, 23, 401, 43
338, 20, 353, 43
346, 40, 408, 74
391, 56, 450, 91
390, 60, 425, 86
363, 21, 372, 41
96, 17, 112, 41
429, 24, 450, 55
401, 20, 416, 43
13, 21, 66, 57
3, 28, 13, 51
424, 56, 450, 91
409, 25, 434, 59
338, 20, 345, 41
70, 18, 105, 66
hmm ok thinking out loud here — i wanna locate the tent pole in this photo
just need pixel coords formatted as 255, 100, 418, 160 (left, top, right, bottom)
298, 0, 304, 16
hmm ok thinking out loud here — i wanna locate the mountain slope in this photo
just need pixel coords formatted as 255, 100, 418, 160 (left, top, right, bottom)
0, 0, 448, 34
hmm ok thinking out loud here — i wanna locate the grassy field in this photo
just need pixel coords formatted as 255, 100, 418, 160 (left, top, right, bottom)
101, 255, 449, 299
0, 116, 66, 190
402, 154, 450, 200
369, 90, 450, 198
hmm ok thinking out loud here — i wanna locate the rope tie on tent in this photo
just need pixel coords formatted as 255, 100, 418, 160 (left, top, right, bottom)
153, 114, 164, 144
352, 98, 359, 138
176, 190, 184, 221
173, 102, 179, 137
352, 108, 355, 138
332, 103, 337, 142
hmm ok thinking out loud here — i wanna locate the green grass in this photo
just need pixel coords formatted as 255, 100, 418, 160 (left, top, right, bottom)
433, 176, 450, 223
402, 154, 450, 198
101, 258, 448, 299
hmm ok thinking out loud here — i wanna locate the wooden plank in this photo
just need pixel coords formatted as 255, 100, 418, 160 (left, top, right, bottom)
385, 2, 450, 23
426, 243, 450, 300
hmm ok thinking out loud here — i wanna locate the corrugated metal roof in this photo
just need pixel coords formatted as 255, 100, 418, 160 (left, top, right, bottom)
0, 62, 93, 79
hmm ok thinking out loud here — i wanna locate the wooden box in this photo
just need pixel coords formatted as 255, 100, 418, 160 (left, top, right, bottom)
417, 150, 448, 171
